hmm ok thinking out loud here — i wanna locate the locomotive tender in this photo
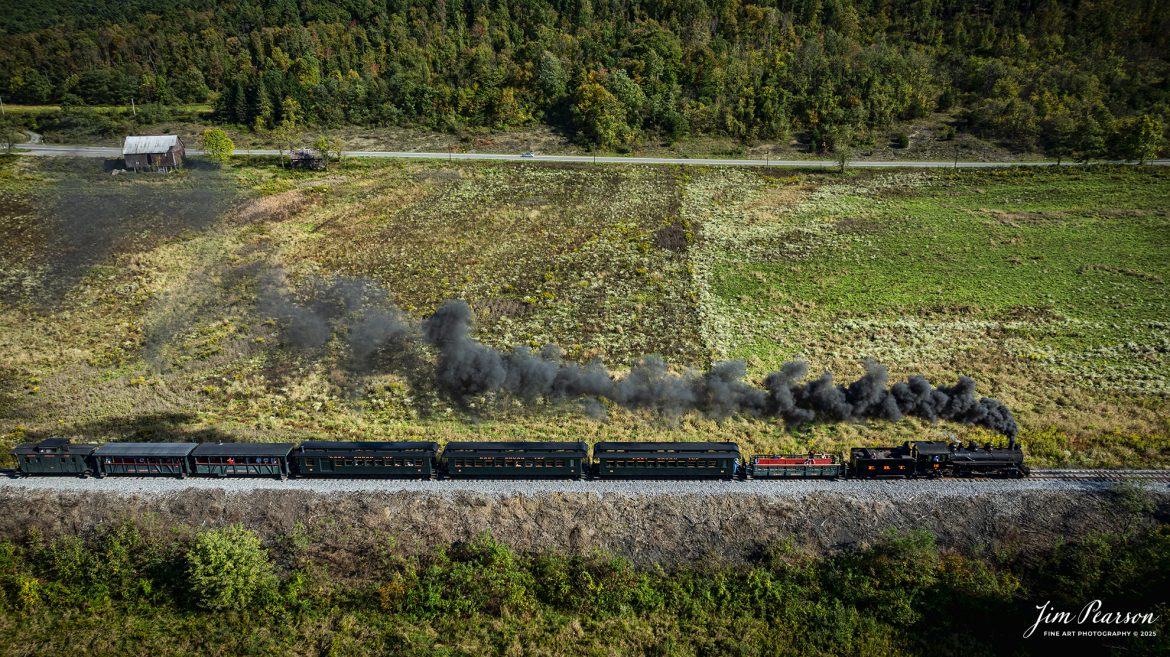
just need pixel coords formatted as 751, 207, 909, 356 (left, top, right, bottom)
10, 437, 1028, 481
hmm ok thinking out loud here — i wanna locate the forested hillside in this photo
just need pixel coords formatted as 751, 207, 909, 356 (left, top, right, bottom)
1, 0, 1168, 154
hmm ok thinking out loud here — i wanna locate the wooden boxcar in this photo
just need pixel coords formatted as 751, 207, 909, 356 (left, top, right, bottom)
443, 441, 588, 479
594, 442, 741, 480
12, 438, 97, 476
750, 454, 844, 479
191, 442, 294, 479
94, 443, 196, 478
290, 441, 439, 478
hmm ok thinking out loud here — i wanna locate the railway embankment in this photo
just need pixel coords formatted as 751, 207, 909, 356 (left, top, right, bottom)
1, 478, 1166, 564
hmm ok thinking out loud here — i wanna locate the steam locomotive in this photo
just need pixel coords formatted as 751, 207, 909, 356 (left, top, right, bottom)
10, 437, 1028, 480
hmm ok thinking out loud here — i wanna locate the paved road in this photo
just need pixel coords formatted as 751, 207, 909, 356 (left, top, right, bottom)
15, 142, 1170, 168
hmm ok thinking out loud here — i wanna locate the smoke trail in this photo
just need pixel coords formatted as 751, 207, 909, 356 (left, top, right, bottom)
258, 271, 417, 368
259, 281, 1019, 437
417, 300, 1017, 437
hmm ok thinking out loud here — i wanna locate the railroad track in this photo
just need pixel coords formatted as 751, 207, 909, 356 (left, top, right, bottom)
1028, 469, 1170, 482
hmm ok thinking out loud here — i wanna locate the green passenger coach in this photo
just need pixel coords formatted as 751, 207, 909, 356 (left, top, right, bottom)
594, 442, 741, 480
443, 441, 588, 479
291, 441, 440, 478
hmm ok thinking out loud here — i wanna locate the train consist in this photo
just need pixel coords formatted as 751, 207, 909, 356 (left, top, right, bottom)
10, 437, 1028, 481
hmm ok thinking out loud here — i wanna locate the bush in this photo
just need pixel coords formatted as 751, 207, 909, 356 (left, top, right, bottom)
200, 127, 234, 165
185, 525, 276, 611
1109, 114, 1165, 164
894, 131, 911, 148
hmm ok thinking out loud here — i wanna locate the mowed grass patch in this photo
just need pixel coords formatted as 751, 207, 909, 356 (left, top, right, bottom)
695, 166, 1170, 464
717, 170, 1169, 321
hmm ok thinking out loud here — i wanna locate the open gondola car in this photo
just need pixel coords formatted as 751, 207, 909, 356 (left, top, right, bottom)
12, 438, 98, 477
442, 441, 588, 479
594, 442, 740, 480
291, 441, 440, 478
93, 443, 197, 478
191, 442, 295, 479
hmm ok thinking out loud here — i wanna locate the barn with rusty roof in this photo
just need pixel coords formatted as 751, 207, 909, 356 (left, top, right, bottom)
122, 135, 185, 172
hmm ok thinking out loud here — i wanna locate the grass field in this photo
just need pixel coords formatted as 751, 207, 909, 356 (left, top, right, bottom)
1, 103, 213, 115
0, 155, 1167, 466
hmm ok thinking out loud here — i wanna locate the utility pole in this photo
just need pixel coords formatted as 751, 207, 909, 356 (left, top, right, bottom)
130, 97, 136, 116
954, 144, 959, 169
0, 95, 5, 115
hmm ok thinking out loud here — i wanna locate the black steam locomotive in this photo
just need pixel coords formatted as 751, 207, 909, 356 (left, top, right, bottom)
10, 437, 1028, 481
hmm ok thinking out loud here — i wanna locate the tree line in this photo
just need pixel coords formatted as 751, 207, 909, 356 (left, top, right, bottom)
0, 0, 1167, 157
1, 523, 1166, 654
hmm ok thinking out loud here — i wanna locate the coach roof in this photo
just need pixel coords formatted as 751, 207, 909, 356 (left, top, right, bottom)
298, 440, 439, 452
594, 441, 740, 454
93, 442, 197, 457
443, 441, 587, 454
191, 442, 295, 457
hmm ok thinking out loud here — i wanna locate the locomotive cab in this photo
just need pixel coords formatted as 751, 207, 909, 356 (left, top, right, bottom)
910, 441, 952, 478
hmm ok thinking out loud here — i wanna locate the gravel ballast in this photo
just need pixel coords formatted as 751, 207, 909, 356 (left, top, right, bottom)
0, 477, 1165, 564
0, 475, 1141, 496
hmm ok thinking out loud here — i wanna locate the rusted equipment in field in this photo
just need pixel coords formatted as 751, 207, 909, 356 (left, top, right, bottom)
291, 148, 326, 170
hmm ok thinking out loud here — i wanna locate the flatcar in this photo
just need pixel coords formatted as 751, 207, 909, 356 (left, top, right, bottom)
291, 441, 439, 479
442, 441, 588, 479
750, 454, 844, 479
594, 442, 740, 480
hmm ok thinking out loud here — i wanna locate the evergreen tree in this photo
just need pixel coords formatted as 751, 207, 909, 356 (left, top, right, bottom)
246, 78, 272, 131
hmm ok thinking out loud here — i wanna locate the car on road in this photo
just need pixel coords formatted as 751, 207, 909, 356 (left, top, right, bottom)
521, 151, 535, 157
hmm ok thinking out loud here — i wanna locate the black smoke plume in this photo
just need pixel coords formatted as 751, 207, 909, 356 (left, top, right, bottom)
261, 282, 1019, 438
422, 301, 1017, 436
259, 272, 416, 371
